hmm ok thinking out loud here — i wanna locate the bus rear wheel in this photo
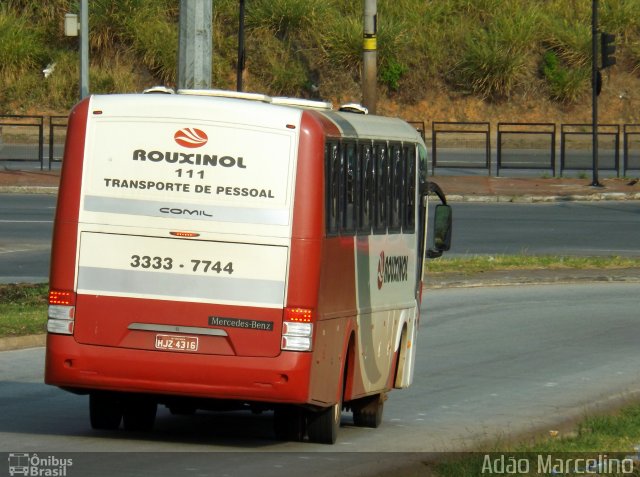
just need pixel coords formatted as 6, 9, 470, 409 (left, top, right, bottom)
122, 396, 157, 432
307, 402, 341, 444
273, 406, 306, 442
352, 393, 384, 428
89, 392, 122, 430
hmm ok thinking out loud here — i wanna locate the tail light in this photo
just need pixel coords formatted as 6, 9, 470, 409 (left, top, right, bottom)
281, 307, 314, 352
47, 289, 76, 335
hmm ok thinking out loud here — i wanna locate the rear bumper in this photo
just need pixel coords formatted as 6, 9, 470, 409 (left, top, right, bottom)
45, 334, 313, 404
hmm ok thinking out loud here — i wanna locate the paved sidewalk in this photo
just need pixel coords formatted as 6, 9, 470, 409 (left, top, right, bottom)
431, 175, 640, 202
1, 170, 639, 201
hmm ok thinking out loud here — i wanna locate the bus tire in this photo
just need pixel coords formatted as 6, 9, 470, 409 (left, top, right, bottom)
307, 402, 340, 444
169, 405, 196, 416
352, 393, 384, 428
273, 406, 305, 442
122, 396, 157, 432
89, 393, 122, 430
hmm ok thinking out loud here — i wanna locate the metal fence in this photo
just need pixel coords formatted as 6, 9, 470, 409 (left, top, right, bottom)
48, 116, 68, 169
429, 121, 637, 177
0, 115, 45, 169
623, 124, 640, 176
497, 123, 556, 176
431, 122, 491, 175
2, 115, 640, 177
560, 124, 620, 177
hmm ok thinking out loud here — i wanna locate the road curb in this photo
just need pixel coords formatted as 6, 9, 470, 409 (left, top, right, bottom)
0, 186, 58, 195
426, 274, 640, 289
447, 192, 640, 203
0, 334, 46, 352
426, 268, 640, 289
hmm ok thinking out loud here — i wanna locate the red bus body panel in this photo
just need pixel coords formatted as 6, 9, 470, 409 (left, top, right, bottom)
45, 94, 422, 412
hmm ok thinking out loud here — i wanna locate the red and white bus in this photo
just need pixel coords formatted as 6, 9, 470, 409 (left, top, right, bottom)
45, 89, 452, 444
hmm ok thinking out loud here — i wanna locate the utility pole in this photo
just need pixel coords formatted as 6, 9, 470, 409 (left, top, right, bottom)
178, 0, 213, 90
362, 0, 377, 114
590, 0, 602, 187
80, 0, 89, 99
237, 0, 245, 92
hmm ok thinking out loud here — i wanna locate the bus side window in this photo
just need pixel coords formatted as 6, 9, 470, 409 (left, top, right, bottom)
358, 142, 374, 234
389, 143, 404, 233
325, 141, 340, 236
343, 142, 357, 235
404, 145, 416, 232
374, 141, 389, 234
418, 143, 428, 193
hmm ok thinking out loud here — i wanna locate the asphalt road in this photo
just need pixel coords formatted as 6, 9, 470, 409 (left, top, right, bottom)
1, 283, 639, 476
449, 201, 640, 257
2, 195, 639, 283
0, 194, 54, 283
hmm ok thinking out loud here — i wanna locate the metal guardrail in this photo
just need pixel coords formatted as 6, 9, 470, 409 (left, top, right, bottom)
430, 121, 637, 177
0, 115, 45, 170
48, 116, 68, 170
431, 121, 491, 175
497, 123, 556, 176
623, 124, 640, 176
560, 124, 620, 177
0, 115, 639, 177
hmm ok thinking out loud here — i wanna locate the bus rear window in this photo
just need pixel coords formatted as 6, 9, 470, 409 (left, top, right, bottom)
80, 119, 295, 228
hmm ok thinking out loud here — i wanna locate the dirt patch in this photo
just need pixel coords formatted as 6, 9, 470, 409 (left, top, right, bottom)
0, 170, 60, 188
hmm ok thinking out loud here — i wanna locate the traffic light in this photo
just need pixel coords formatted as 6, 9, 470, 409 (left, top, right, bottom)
601, 32, 616, 69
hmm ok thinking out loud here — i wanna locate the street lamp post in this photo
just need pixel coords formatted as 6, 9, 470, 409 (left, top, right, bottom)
237, 0, 245, 92
362, 0, 377, 114
591, 0, 602, 187
80, 0, 89, 99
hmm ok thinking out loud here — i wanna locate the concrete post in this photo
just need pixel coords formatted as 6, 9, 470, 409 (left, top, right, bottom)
362, 0, 377, 114
178, 0, 213, 90
80, 0, 89, 99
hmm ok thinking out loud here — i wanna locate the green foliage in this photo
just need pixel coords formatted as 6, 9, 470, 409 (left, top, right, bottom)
444, 2, 543, 100
2, 0, 640, 112
246, 0, 327, 39
543, 18, 592, 69
0, 7, 47, 76
630, 41, 640, 73
600, 0, 640, 40
0, 283, 48, 305
427, 255, 640, 275
380, 59, 408, 92
0, 284, 48, 337
541, 51, 589, 103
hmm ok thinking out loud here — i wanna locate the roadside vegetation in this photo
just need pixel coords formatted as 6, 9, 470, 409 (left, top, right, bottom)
426, 255, 640, 275
2, 0, 640, 113
425, 402, 640, 476
0, 283, 48, 337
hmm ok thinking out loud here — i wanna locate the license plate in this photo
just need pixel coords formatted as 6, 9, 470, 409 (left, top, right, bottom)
155, 334, 199, 352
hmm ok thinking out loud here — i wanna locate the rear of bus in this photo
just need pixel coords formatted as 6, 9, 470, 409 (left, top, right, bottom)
45, 93, 318, 409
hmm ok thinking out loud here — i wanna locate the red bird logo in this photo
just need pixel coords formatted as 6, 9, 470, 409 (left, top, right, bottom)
174, 128, 208, 148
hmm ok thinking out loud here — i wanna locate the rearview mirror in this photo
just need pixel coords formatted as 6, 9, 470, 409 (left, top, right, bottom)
427, 204, 452, 258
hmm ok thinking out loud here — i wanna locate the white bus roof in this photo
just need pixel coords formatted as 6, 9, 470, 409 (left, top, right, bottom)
94, 90, 422, 144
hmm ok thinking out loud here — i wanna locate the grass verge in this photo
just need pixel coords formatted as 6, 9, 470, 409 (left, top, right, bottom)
0, 283, 48, 337
427, 255, 640, 275
422, 402, 640, 476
